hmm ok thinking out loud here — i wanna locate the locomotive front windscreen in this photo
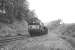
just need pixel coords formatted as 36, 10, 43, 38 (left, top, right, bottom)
29, 25, 40, 29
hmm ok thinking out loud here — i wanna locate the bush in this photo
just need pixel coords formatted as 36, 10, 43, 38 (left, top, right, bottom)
57, 23, 75, 48
47, 19, 62, 31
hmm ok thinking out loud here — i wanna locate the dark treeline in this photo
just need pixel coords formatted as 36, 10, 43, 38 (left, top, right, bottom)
0, 0, 37, 24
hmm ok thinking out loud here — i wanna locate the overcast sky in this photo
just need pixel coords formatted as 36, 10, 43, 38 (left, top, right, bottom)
28, 0, 75, 24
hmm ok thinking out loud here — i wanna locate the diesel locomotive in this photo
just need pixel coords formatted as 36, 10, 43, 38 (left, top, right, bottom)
28, 18, 48, 37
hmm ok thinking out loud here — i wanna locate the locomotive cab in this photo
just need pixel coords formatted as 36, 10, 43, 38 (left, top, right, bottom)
28, 18, 48, 37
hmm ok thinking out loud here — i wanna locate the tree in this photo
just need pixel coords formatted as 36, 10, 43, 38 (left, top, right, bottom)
0, 0, 36, 24
47, 19, 62, 31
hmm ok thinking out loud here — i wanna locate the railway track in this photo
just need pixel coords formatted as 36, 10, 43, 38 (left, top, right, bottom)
0, 35, 30, 47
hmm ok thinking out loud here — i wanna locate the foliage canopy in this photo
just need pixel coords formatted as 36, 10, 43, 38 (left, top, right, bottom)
0, 0, 37, 24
